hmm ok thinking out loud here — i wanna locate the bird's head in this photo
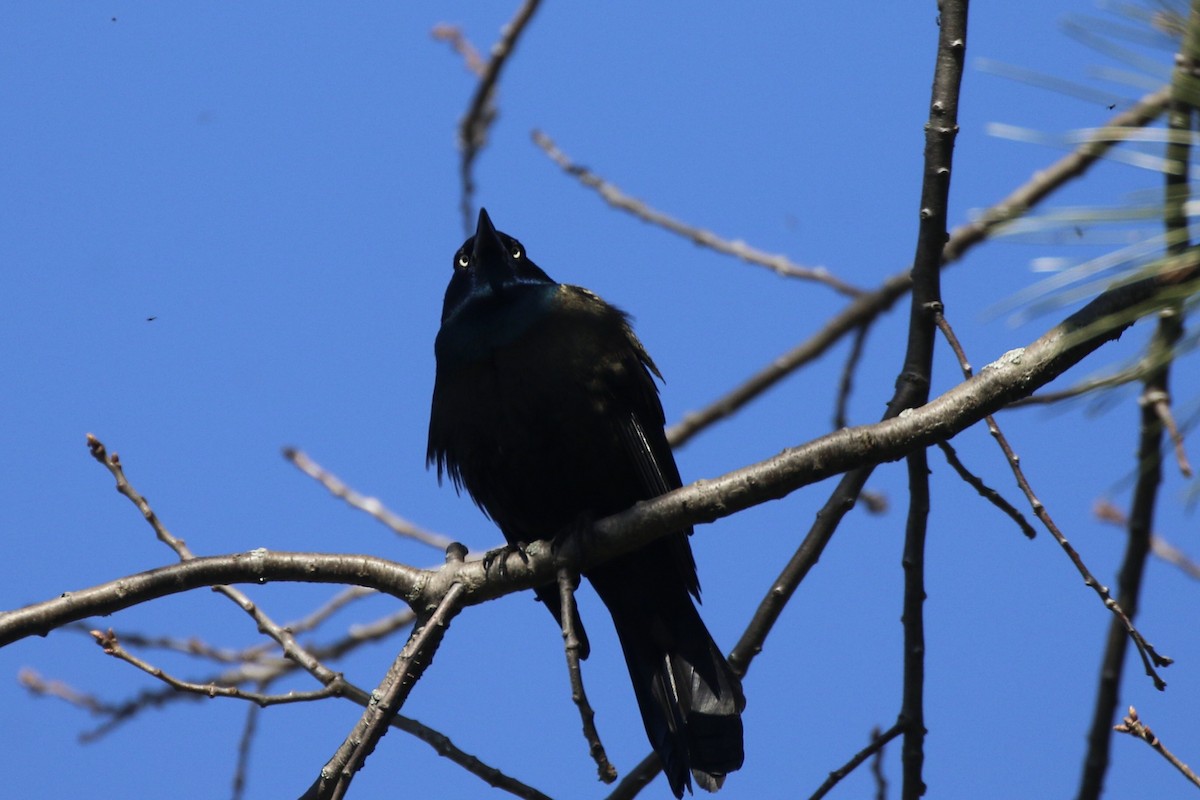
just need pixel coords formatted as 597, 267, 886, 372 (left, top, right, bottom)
440, 208, 556, 324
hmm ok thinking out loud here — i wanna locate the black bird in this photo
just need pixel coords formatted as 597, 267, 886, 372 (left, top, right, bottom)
428, 209, 745, 797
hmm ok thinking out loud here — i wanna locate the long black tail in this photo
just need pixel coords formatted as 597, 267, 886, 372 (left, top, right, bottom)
611, 598, 745, 797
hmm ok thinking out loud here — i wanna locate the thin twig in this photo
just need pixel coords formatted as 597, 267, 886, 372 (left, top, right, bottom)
809, 722, 903, 800
531, 129, 865, 297
557, 567, 616, 783
1144, 385, 1194, 476
731, 9, 976, 792
431, 24, 486, 77
1114, 706, 1200, 788
834, 324, 870, 430
87, 434, 189, 555
18, 668, 118, 716
1007, 361, 1149, 406
284, 447, 455, 550
64, 586, 384, 671
68, 625, 265, 665
728, 462, 873, 675
1096, 499, 1200, 580
457, 0, 544, 233
65, 602, 417, 738
232, 693, 262, 800
872, 725, 890, 800
392, 713, 554, 800
88, 436, 356, 688
89, 629, 340, 706
279, 586, 379, 636
936, 440, 1037, 539
932, 312, 1172, 691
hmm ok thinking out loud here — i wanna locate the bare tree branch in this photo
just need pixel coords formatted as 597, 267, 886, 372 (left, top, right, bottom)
233, 699, 262, 800
6, 259, 1196, 668
431, 24, 486, 77
1007, 360, 1150, 406
1096, 500, 1200, 581
604, 753, 660, 800
1144, 382, 1194, 477
90, 628, 339, 706
284, 447, 455, 549
932, 302, 1171, 690
895, 5, 970, 796
872, 725, 890, 800
668, 272, 912, 448
88, 435, 364, 693
667, 84, 1172, 449
557, 567, 616, 783
1077, 11, 1198, 794
531, 129, 866, 297
304, 579, 468, 800
936, 440, 1037, 539
834, 324, 870, 430
809, 722, 904, 800
456, 0, 543, 233
1113, 707, 1200, 789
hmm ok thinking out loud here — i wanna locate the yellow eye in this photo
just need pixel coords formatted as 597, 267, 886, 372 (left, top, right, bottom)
510, 246, 522, 259
457, 254, 469, 269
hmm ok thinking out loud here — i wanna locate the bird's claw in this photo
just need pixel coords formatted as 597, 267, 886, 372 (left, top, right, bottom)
483, 541, 531, 577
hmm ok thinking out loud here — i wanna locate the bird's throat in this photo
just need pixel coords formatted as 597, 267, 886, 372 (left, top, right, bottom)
434, 283, 561, 364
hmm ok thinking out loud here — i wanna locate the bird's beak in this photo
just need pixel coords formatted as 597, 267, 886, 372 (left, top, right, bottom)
473, 208, 506, 262
473, 208, 511, 295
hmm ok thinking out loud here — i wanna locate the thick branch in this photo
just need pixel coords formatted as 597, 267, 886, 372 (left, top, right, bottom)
3, 261, 1196, 656
304, 583, 467, 800
667, 84, 1172, 448
0, 552, 424, 648
1077, 5, 1199, 794
897, 5, 968, 797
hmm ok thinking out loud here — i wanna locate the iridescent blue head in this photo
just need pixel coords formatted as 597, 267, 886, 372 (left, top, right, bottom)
440, 208, 557, 324
435, 209, 561, 362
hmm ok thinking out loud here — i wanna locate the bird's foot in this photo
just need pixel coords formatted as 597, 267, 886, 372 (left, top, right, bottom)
551, 513, 596, 568
482, 541, 530, 578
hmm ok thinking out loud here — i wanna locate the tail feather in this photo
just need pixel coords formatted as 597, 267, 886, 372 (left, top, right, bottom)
614, 604, 745, 798
677, 646, 744, 788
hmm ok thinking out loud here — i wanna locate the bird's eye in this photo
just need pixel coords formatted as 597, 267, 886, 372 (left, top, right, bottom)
510, 246, 522, 259
457, 254, 470, 269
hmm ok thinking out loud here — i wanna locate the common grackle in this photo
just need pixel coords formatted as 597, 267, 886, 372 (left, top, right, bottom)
427, 209, 745, 797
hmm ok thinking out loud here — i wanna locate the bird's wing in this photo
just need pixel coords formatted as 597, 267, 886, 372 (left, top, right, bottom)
611, 336, 701, 599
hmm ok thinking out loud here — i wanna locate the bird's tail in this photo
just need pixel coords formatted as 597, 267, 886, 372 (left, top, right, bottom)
612, 601, 745, 797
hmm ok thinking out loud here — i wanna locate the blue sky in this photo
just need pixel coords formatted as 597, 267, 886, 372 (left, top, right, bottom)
3, 3, 1199, 799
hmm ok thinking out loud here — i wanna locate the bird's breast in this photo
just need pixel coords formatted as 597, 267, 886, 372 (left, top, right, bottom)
430, 287, 645, 537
